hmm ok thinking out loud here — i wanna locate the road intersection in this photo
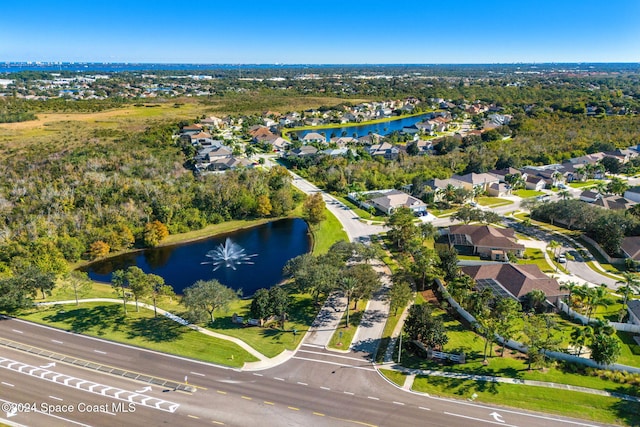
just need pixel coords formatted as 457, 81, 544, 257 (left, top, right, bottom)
0, 169, 619, 426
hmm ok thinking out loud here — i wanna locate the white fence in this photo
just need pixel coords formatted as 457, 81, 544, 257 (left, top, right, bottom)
436, 279, 640, 373
558, 301, 640, 334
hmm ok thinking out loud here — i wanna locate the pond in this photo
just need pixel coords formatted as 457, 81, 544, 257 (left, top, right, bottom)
81, 219, 311, 297
294, 112, 434, 141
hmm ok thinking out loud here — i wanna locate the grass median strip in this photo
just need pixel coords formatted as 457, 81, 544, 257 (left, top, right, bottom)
412, 375, 640, 426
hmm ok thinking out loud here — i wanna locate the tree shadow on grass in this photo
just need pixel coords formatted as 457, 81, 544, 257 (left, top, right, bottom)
44, 305, 124, 335
127, 317, 184, 343
611, 399, 640, 427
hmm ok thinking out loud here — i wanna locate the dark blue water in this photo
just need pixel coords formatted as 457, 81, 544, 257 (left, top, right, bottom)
81, 219, 311, 297
295, 113, 433, 141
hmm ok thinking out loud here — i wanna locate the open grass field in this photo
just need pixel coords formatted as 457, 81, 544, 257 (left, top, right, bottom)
0, 96, 368, 154
18, 302, 257, 367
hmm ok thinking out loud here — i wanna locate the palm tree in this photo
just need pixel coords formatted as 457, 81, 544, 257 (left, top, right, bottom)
615, 272, 640, 322
558, 189, 572, 202
594, 181, 608, 196
339, 277, 358, 328
569, 326, 591, 357
560, 281, 581, 311
548, 240, 561, 271
585, 285, 610, 322
525, 289, 547, 313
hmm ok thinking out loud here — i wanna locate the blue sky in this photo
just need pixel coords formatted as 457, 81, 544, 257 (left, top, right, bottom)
1, 0, 639, 64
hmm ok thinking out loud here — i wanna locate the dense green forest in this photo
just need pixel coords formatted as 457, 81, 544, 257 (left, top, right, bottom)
0, 122, 300, 277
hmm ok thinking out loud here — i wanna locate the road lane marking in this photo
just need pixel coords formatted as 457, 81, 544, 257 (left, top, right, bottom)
320, 386, 330, 390
443, 412, 518, 427
0, 356, 180, 413
51, 340, 64, 344
190, 371, 205, 376
188, 415, 200, 419
297, 349, 369, 362
241, 396, 252, 400
419, 406, 431, 411
49, 395, 63, 401
252, 373, 263, 377
11, 329, 23, 334
1, 382, 14, 387
313, 412, 325, 416
297, 382, 308, 386
344, 391, 354, 395
273, 377, 285, 381
212, 422, 225, 425
288, 406, 299, 411
367, 396, 379, 400
216, 390, 227, 395
263, 401, 274, 405
93, 350, 107, 354
392, 401, 405, 406
292, 356, 375, 371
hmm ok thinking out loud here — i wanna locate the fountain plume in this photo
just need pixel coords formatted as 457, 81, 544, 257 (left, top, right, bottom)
201, 238, 257, 271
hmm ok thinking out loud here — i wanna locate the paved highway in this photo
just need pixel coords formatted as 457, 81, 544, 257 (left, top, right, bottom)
0, 317, 608, 427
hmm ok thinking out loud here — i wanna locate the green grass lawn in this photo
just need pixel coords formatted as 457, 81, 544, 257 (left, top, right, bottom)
569, 181, 598, 189
514, 189, 545, 198
520, 248, 554, 273
208, 292, 317, 357
412, 375, 640, 426
328, 300, 366, 350
476, 197, 514, 208
311, 207, 349, 255
18, 302, 256, 368
375, 307, 405, 363
379, 369, 407, 387
334, 196, 386, 221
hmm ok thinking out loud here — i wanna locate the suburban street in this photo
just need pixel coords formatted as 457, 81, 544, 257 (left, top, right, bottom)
0, 168, 623, 427
0, 317, 607, 427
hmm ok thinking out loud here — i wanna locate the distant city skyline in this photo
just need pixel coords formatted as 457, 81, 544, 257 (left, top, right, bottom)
2, 0, 639, 64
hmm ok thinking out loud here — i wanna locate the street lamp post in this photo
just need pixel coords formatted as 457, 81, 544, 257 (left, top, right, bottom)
397, 328, 402, 364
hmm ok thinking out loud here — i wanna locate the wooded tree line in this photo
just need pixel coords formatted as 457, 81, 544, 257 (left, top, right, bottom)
530, 200, 640, 255
0, 121, 302, 281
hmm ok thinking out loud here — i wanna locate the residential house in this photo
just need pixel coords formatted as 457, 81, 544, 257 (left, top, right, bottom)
604, 149, 639, 164
368, 142, 400, 160
180, 124, 203, 135
447, 224, 525, 260
487, 182, 511, 197
300, 132, 326, 144
208, 157, 253, 171
288, 146, 318, 157
249, 126, 274, 141
189, 131, 215, 146
412, 140, 433, 155
460, 264, 568, 309
368, 189, 427, 215
488, 167, 527, 184
621, 236, 640, 262
263, 136, 290, 152
579, 190, 601, 203
450, 172, 500, 194
593, 195, 636, 211
624, 187, 640, 203
330, 136, 357, 146
200, 116, 223, 128
323, 148, 350, 157
524, 175, 546, 191
304, 117, 324, 127
567, 153, 606, 166
402, 124, 421, 135
627, 299, 640, 325
357, 133, 384, 145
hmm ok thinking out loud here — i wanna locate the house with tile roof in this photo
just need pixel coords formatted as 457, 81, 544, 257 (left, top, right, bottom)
627, 299, 640, 325
448, 224, 525, 260
369, 189, 426, 215
461, 263, 568, 309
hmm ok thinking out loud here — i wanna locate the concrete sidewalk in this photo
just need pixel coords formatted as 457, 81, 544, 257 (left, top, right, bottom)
303, 292, 347, 347
379, 364, 640, 403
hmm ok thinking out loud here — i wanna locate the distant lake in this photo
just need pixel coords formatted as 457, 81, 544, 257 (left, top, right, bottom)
295, 113, 433, 141
81, 219, 311, 297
